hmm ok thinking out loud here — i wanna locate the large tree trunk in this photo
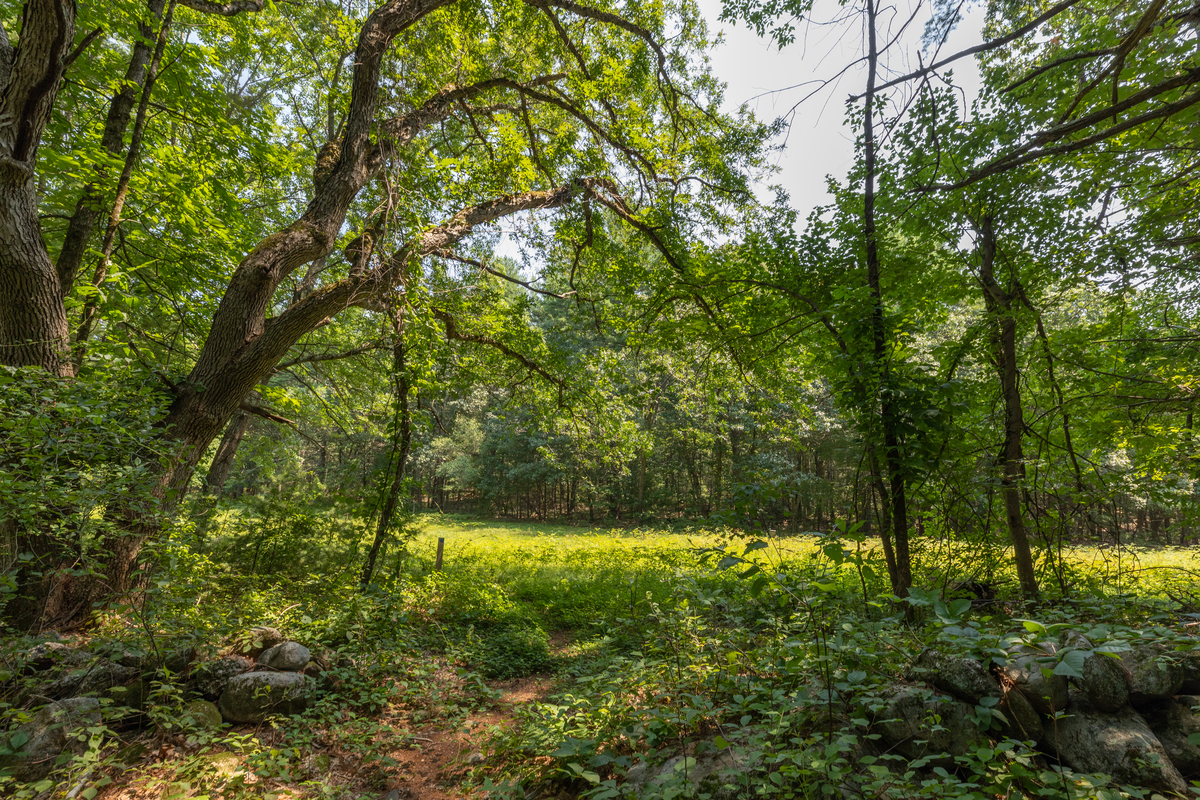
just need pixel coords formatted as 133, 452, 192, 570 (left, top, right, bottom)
0, 0, 648, 628
978, 216, 1039, 598
0, 0, 77, 377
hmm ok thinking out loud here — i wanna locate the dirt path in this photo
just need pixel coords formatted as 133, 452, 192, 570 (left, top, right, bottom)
384, 675, 555, 800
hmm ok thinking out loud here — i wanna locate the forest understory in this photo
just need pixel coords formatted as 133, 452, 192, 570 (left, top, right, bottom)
7, 513, 1200, 800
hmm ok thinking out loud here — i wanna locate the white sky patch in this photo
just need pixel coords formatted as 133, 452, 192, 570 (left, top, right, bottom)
697, 0, 986, 222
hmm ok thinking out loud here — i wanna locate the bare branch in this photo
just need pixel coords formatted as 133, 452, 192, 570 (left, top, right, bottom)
275, 341, 385, 372
239, 400, 297, 427
376, 74, 565, 148
63, 27, 103, 70
927, 80, 1200, 191
851, 0, 1086, 99
435, 249, 581, 299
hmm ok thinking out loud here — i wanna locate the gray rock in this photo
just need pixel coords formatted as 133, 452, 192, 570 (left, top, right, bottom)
1045, 692, 1186, 795
875, 687, 982, 765
258, 641, 310, 672
217, 671, 311, 723
191, 655, 252, 700
108, 644, 195, 676
624, 749, 751, 799
184, 699, 224, 730
0, 697, 102, 782
235, 626, 285, 658
1143, 696, 1200, 777
913, 649, 1000, 704
42, 659, 137, 700
1120, 644, 1184, 705
1178, 649, 1200, 694
1000, 686, 1043, 742
1078, 649, 1129, 712
998, 652, 1068, 715
110, 678, 150, 716
25, 642, 92, 672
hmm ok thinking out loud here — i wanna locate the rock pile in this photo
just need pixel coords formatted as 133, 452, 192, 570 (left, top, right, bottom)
900, 635, 1200, 795
217, 641, 315, 723
1, 627, 326, 782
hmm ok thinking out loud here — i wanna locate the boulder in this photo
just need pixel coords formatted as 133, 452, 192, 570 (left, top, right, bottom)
108, 644, 195, 676
234, 626, 285, 658
258, 642, 311, 672
1119, 644, 1184, 705
42, 659, 137, 700
1143, 696, 1200, 777
1044, 692, 1186, 795
999, 686, 1043, 742
1179, 649, 1200, 695
24, 642, 92, 673
1078, 649, 1129, 713
217, 671, 311, 723
1057, 632, 1129, 712
912, 649, 1000, 704
998, 651, 1068, 715
183, 700, 224, 731
109, 678, 150, 716
191, 655, 252, 700
624, 748, 752, 799
0, 697, 102, 782
875, 687, 982, 765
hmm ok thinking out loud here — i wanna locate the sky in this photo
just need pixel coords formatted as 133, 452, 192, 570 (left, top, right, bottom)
695, 0, 986, 221
497, 0, 988, 260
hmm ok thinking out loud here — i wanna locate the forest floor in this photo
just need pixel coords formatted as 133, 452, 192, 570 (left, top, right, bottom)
385, 672, 556, 800
19, 513, 1200, 800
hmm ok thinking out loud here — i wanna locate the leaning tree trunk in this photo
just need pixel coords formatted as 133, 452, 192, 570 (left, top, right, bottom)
978, 216, 1039, 598
205, 409, 251, 495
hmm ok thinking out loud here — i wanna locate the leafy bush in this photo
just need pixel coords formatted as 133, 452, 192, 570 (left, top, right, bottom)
459, 621, 554, 680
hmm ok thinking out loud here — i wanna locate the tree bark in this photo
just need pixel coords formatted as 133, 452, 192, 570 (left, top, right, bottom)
360, 314, 411, 587
862, 0, 911, 598
204, 409, 250, 495
74, 0, 176, 362
977, 216, 1039, 598
0, 0, 77, 376
55, 0, 168, 298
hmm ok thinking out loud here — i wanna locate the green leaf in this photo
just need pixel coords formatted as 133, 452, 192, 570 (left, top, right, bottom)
1052, 649, 1087, 680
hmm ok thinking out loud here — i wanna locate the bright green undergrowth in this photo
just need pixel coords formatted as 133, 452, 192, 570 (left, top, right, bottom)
8, 506, 1200, 799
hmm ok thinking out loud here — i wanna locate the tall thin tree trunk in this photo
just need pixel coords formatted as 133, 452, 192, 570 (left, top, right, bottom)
75, 0, 177, 362
862, 0, 911, 598
55, 0, 168, 299
360, 315, 412, 588
978, 216, 1039, 598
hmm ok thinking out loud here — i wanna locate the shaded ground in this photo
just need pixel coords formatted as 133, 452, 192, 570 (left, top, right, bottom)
385, 674, 555, 800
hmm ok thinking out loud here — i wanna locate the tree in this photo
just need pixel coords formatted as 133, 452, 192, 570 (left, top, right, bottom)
1, 0, 767, 625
